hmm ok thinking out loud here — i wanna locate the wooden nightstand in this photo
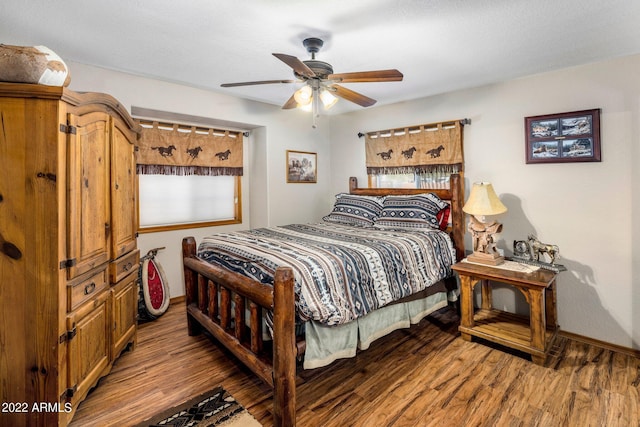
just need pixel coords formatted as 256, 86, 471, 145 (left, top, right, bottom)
452, 260, 559, 365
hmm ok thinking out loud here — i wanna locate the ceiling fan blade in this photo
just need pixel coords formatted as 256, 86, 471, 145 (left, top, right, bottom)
328, 69, 403, 83
221, 79, 296, 87
282, 93, 298, 110
331, 84, 377, 107
273, 53, 316, 78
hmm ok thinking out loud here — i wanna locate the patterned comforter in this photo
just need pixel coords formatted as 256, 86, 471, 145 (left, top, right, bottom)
198, 222, 456, 326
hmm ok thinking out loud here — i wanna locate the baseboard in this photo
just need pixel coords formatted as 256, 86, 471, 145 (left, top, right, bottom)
170, 295, 186, 305
558, 330, 640, 358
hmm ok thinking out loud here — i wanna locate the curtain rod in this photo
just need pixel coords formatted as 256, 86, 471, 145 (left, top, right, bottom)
357, 118, 471, 138
132, 106, 254, 137
136, 119, 249, 137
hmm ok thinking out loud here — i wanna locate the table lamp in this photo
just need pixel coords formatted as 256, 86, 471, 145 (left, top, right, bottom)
462, 182, 507, 265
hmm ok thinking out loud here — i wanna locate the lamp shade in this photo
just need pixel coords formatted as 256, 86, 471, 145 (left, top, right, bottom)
463, 182, 507, 216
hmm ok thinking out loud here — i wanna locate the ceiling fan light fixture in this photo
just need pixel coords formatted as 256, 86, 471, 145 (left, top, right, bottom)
319, 88, 338, 110
294, 85, 312, 105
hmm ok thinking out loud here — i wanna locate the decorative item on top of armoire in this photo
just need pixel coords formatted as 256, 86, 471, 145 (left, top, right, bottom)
0, 82, 140, 426
524, 108, 601, 164
462, 182, 507, 265
0, 44, 71, 86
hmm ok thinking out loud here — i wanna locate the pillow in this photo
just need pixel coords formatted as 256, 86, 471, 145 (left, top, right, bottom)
437, 204, 451, 231
374, 193, 449, 230
323, 193, 385, 227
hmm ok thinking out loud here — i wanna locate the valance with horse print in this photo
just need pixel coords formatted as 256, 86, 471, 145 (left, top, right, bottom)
136, 120, 243, 176
365, 120, 465, 175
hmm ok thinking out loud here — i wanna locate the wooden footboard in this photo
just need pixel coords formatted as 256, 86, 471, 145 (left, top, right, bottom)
182, 237, 296, 427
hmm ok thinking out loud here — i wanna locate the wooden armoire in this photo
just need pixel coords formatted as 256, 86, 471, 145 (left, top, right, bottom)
0, 83, 141, 426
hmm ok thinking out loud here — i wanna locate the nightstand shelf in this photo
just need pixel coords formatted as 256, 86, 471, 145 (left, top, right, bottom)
452, 260, 559, 365
463, 308, 557, 356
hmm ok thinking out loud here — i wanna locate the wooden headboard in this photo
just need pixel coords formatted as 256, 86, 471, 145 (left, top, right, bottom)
348, 173, 465, 261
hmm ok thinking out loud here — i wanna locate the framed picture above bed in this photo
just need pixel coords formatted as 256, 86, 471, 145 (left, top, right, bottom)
286, 150, 317, 183
524, 108, 601, 164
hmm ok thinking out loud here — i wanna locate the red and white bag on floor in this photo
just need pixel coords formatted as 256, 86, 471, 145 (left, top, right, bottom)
138, 247, 170, 321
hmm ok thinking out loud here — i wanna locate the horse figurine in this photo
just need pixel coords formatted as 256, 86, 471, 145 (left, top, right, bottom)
527, 234, 560, 265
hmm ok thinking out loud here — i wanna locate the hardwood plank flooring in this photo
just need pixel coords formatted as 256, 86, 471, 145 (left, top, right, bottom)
70, 302, 640, 426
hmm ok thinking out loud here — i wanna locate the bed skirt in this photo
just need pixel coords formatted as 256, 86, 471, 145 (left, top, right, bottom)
303, 282, 452, 369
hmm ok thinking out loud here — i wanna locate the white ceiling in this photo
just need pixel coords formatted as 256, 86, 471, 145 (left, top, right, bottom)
2, 0, 640, 115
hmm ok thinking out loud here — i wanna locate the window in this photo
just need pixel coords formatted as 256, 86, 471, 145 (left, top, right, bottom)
370, 171, 451, 189
138, 174, 240, 232
135, 119, 243, 233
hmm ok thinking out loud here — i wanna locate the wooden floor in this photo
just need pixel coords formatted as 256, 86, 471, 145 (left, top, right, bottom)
70, 301, 640, 427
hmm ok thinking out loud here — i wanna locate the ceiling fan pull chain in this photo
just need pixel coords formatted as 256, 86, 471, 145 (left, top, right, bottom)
312, 87, 320, 129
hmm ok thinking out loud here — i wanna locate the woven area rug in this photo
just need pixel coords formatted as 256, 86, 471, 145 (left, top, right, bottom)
135, 387, 262, 427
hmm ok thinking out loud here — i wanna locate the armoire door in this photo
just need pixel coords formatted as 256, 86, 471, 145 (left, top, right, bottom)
110, 119, 138, 259
66, 289, 110, 408
66, 111, 111, 279
111, 271, 138, 359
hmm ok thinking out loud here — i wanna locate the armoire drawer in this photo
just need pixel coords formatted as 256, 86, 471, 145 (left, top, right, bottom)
110, 249, 140, 284
67, 268, 107, 312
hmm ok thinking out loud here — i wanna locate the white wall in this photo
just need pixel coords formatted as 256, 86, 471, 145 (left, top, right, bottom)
67, 62, 331, 298
329, 54, 640, 350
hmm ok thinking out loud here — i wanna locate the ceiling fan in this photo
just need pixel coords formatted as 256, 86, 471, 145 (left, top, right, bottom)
220, 38, 403, 112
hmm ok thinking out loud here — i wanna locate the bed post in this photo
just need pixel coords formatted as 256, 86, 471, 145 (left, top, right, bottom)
182, 237, 201, 336
272, 266, 296, 427
349, 176, 358, 193
450, 173, 465, 261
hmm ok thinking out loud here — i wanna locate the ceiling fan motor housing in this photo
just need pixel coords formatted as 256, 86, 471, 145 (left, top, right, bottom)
299, 38, 333, 78
299, 60, 333, 79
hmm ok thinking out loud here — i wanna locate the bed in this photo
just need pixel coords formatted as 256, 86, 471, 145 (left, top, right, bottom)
181, 174, 465, 426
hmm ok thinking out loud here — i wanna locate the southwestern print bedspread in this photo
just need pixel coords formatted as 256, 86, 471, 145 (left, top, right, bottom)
198, 222, 456, 326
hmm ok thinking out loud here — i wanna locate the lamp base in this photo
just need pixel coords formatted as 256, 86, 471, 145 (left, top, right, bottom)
467, 251, 505, 266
